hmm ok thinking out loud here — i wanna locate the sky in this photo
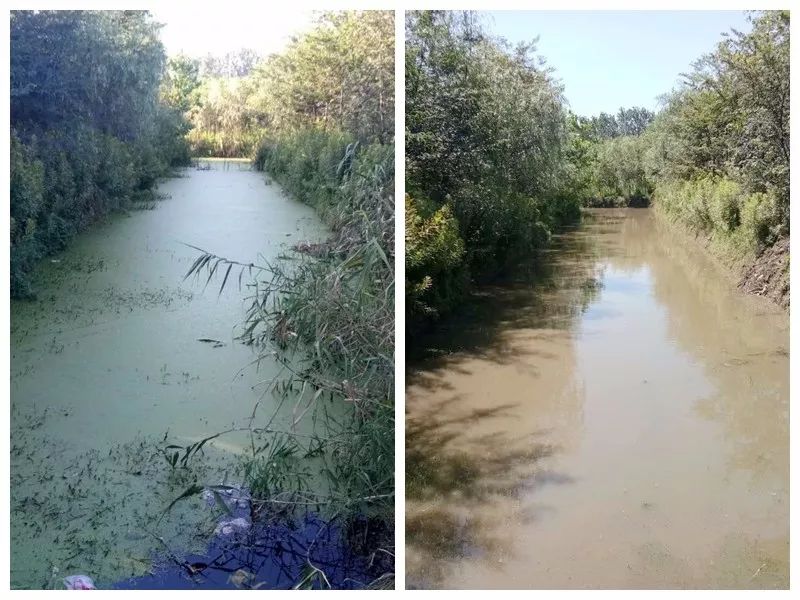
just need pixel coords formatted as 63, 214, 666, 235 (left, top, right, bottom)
486, 10, 753, 117
149, 8, 315, 58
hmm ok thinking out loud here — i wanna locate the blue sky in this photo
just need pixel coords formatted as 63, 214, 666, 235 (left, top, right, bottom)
486, 10, 753, 117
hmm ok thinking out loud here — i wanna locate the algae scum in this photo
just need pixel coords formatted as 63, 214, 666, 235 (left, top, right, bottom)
10, 161, 349, 589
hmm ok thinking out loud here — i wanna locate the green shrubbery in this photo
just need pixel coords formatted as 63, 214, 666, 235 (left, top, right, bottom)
188, 12, 396, 581
589, 135, 652, 202
173, 11, 395, 160
655, 177, 781, 257
406, 196, 466, 317
255, 128, 394, 514
570, 11, 788, 271
405, 11, 583, 325
644, 11, 789, 264
10, 11, 192, 297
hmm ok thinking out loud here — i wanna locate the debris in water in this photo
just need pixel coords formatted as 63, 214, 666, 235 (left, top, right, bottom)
228, 569, 256, 588
197, 338, 225, 348
214, 517, 251, 536
64, 575, 96, 590
201, 485, 250, 511
203, 485, 252, 536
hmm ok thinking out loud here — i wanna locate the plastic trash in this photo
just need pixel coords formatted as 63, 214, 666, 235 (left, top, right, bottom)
64, 575, 96, 590
214, 517, 251, 536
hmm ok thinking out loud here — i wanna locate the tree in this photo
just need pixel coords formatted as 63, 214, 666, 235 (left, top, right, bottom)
405, 10, 578, 319
161, 54, 202, 114
10, 10, 189, 296
653, 10, 789, 238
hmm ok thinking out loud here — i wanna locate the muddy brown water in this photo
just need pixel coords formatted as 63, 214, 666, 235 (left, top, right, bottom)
406, 209, 788, 589
10, 160, 331, 589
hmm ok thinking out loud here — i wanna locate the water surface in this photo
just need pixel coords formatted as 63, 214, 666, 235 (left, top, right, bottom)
11, 160, 330, 588
406, 209, 789, 589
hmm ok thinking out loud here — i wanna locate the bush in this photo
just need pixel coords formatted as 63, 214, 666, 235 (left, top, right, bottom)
708, 178, 741, 233
246, 128, 394, 533
406, 195, 466, 318
655, 175, 782, 259
10, 11, 191, 297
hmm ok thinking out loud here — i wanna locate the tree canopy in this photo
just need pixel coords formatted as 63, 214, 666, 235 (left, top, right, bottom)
10, 10, 191, 297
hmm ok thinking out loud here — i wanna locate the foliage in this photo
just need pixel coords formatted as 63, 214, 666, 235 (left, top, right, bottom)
10, 10, 191, 297
655, 176, 780, 257
405, 196, 466, 317
182, 11, 394, 158
578, 107, 655, 140
161, 54, 202, 113
590, 135, 652, 202
199, 48, 261, 78
249, 12, 394, 144
405, 10, 582, 323
187, 77, 263, 157
184, 11, 395, 585
568, 11, 789, 261
647, 10, 789, 256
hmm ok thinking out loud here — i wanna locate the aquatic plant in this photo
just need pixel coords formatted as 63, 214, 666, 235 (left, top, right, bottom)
178, 130, 394, 587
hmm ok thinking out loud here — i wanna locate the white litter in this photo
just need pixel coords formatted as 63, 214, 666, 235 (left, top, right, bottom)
64, 575, 96, 590
214, 517, 251, 536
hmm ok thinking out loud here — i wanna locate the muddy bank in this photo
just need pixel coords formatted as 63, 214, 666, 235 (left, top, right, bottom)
738, 237, 789, 309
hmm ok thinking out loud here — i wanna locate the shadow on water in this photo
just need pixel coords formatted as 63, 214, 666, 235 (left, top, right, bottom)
406, 398, 563, 581
407, 219, 609, 374
114, 514, 392, 590
407, 209, 788, 588
405, 214, 611, 586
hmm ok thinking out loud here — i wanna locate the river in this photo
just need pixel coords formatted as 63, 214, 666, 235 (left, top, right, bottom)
10, 160, 330, 589
406, 209, 789, 589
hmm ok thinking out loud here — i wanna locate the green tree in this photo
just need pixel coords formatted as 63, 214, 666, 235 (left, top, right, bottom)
10, 10, 190, 296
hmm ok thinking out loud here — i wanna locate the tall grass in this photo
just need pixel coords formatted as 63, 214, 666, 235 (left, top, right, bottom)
184, 128, 394, 586
653, 176, 782, 263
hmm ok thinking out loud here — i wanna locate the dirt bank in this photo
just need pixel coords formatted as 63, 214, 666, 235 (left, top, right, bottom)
651, 205, 789, 311
738, 237, 790, 309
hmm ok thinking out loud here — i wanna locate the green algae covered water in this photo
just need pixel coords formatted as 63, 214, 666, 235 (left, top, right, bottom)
10, 160, 330, 589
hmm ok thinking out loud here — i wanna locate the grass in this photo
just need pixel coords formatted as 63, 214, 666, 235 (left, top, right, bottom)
181, 128, 395, 587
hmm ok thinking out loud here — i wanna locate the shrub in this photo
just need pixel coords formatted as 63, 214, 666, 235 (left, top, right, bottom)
708, 178, 741, 233
654, 175, 784, 260
406, 195, 466, 317
243, 128, 394, 539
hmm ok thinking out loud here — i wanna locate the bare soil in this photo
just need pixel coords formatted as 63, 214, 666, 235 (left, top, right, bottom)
738, 237, 790, 309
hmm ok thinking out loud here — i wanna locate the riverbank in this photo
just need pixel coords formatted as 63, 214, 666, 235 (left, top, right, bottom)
652, 205, 789, 310
252, 130, 396, 571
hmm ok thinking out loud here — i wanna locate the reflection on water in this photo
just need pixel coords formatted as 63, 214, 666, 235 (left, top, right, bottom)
10, 162, 330, 589
406, 209, 788, 589
113, 514, 390, 590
